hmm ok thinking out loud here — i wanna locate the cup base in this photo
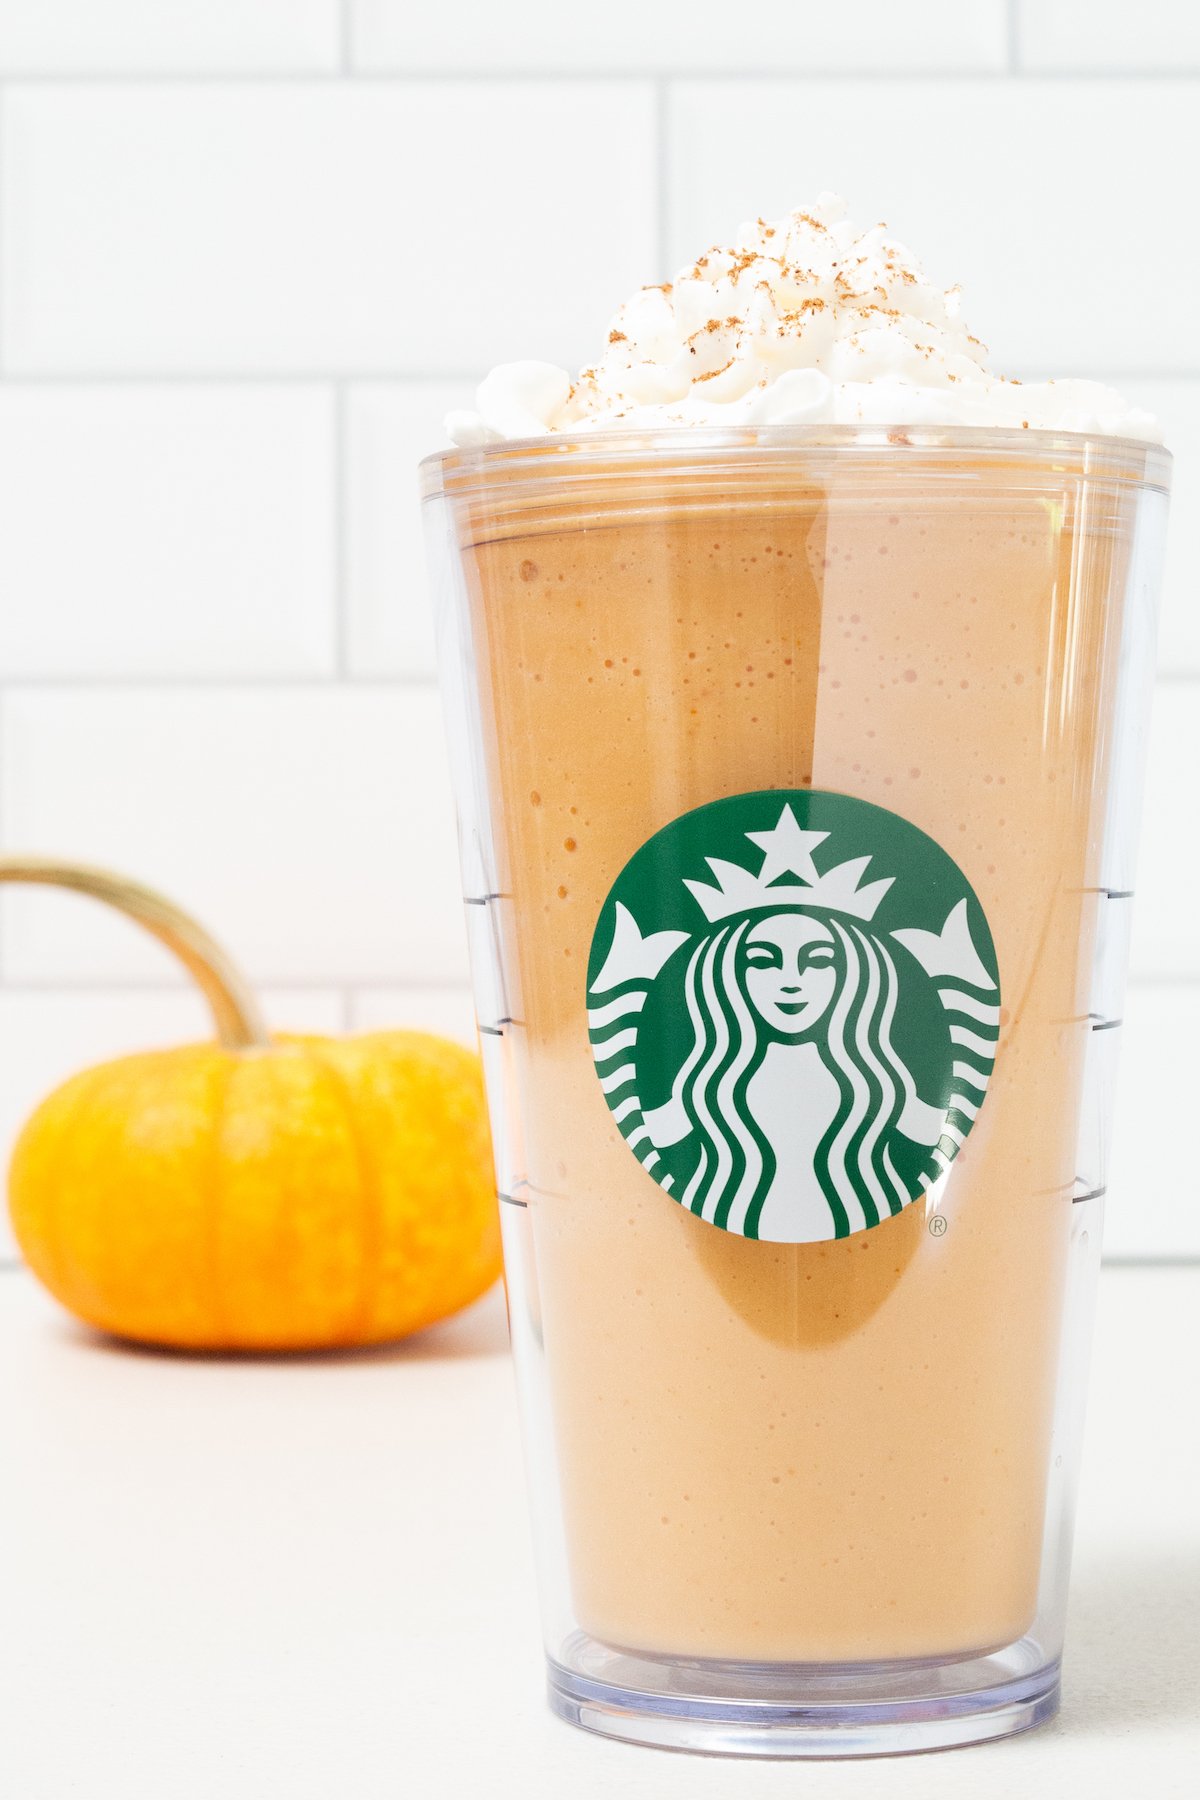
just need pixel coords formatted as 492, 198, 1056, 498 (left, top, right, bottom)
546, 1633, 1061, 1758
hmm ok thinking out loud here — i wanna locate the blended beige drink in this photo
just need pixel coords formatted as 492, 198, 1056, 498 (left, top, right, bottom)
425, 198, 1168, 1752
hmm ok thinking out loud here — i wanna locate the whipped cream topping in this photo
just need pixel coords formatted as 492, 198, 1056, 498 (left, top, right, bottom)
446, 194, 1158, 446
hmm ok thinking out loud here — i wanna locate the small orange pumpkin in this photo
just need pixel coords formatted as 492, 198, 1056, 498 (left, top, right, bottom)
3, 859, 500, 1352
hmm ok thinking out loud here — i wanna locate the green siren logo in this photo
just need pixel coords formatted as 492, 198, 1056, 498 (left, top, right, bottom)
586, 790, 1000, 1243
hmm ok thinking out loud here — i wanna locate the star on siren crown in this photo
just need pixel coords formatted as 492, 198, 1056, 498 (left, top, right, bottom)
683, 803, 895, 924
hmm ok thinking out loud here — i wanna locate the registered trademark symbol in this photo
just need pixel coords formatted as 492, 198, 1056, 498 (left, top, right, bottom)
927, 1213, 948, 1237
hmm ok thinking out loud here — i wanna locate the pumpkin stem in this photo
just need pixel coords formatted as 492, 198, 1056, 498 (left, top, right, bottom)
0, 858, 270, 1050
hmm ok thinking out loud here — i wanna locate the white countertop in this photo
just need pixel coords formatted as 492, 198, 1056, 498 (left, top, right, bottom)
0, 1264, 1196, 1799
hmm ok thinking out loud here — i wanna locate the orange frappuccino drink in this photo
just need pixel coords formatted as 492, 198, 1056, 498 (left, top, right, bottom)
423, 199, 1168, 1756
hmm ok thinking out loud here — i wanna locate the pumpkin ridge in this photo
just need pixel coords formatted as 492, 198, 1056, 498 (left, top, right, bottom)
305, 1045, 382, 1345
205, 1051, 237, 1343
28, 1061, 114, 1304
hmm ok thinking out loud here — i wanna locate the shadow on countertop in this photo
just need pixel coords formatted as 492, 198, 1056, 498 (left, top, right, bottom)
47, 1276, 512, 1366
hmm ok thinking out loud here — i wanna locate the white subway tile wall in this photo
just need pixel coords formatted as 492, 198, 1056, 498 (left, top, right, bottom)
1, 688, 464, 983
1127, 686, 1197, 982
0, 4, 343, 75
349, 986, 476, 1044
345, 381, 474, 678
1121, 382, 1200, 674
0, 3, 1195, 1260
350, 2, 1010, 74
666, 80, 1200, 373
1017, 0, 1200, 71
0, 386, 336, 677
1, 83, 657, 373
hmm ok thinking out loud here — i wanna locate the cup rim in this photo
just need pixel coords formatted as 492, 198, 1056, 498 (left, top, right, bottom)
420, 423, 1171, 505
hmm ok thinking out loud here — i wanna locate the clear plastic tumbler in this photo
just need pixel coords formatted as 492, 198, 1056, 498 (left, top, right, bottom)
420, 427, 1170, 1756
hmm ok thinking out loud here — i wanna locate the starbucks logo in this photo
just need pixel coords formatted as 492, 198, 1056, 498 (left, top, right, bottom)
586, 790, 1000, 1243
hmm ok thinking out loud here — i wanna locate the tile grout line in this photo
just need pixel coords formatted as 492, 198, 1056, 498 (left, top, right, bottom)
1007, 0, 1022, 75
0, 674, 441, 690
1101, 1258, 1200, 1272
339, 0, 353, 77
0, 370, 489, 386
0, 978, 474, 994
3, 669, 1198, 691
0, 669, 1198, 690
0, 69, 1198, 85
2, 1260, 1194, 1274
3, 1253, 1198, 1271
0, 981, 473, 1041
0, 369, 1192, 389
0, 972, 1182, 994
